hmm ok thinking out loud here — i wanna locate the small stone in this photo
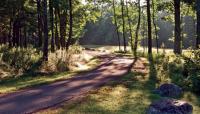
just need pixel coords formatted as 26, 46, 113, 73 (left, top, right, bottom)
154, 83, 183, 98
147, 98, 193, 114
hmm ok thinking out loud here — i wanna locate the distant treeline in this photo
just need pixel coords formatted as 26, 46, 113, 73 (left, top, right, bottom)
80, 15, 196, 49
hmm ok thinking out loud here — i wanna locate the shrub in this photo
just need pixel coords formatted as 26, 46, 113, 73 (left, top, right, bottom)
39, 45, 83, 73
156, 49, 200, 93
0, 46, 41, 72
183, 49, 200, 93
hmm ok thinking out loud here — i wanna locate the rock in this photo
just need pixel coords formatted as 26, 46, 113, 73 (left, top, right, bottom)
154, 83, 183, 98
147, 99, 193, 114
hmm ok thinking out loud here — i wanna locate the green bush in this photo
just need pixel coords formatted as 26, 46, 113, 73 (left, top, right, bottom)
157, 50, 200, 93
183, 49, 200, 93
0, 46, 41, 72
157, 54, 185, 86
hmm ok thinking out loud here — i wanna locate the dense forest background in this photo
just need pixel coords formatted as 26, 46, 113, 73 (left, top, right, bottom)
80, 14, 196, 49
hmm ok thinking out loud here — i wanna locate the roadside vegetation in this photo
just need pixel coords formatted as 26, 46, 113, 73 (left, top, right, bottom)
37, 51, 200, 114
0, 45, 100, 93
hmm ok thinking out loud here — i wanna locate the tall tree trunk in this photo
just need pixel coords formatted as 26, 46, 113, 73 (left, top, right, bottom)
121, 0, 127, 52
59, 12, 67, 49
49, 0, 55, 52
147, 0, 152, 54
112, 0, 121, 51
12, 21, 16, 46
134, 0, 141, 57
19, 27, 22, 47
152, 0, 159, 53
15, 20, 20, 47
55, 8, 60, 49
8, 18, 12, 47
24, 26, 27, 48
43, 0, 49, 61
66, 0, 73, 50
197, 0, 200, 49
37, 0, 42, 48
141, 10, 146, 54
174, 0, 181, 54
125, 0, 134, 53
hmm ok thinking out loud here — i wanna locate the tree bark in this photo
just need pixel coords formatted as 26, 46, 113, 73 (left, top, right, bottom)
59, 12, 67, 49
55, 8, 60, 49
12, 21, 16, 46
37, 0, 42, 48
49, 0, 55, 52
174, 0, 181, 54
14, 19, 20, 47
43, 0, 49, 61
121, 0, 127, 52
152, 0, 159, 53
19, 27, 22, 47
66, 0, 73, 50
24, 26, 27, 48
147, 0, 152, 54
125, 0, 134, 53
134, 0, 141, 57
8, 18, 12, 47
197, 0, 200, 49
112, 0, 121, 51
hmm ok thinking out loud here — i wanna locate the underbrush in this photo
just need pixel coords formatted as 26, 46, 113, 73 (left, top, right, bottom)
0, 45, 85, 77
0, 45, 100, 93
151, 49, 200, 93
0, 45, 41, 74
114, 49, 200, 93
39, 45, 84, 73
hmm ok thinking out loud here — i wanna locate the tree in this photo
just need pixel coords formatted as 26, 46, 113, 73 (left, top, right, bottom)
59, 10, 67, 49
36, 0, 43, 48
174, 0, 181, 54
152, 0, 159, 53
112, 0, 121, 51
43, 0, 49, 61
134, 0, 141, 57
49, 0, 55, 52
197, 0, 200, 48
121, 0, 127, 52
66, 0, 73, 50
147, 0, 152, 54
125, 0, 133, 53
54, 1, 60, 49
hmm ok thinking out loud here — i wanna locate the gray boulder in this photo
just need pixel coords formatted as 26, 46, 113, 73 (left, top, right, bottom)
154, 83, 183, 98
147, 99, 193, 114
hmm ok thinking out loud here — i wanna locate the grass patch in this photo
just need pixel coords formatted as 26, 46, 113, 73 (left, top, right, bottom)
37, 71, 161, 114
0, 58, 100, 94
38, 57, 200, 114
0, 71, 75, 94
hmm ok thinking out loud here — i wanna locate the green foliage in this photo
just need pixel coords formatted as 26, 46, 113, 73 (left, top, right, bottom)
183, 49, 200, 92
154, 50, 200, 93
0, 46, 41, 72
156, 54, 188, 88
0, 45, 85, 79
